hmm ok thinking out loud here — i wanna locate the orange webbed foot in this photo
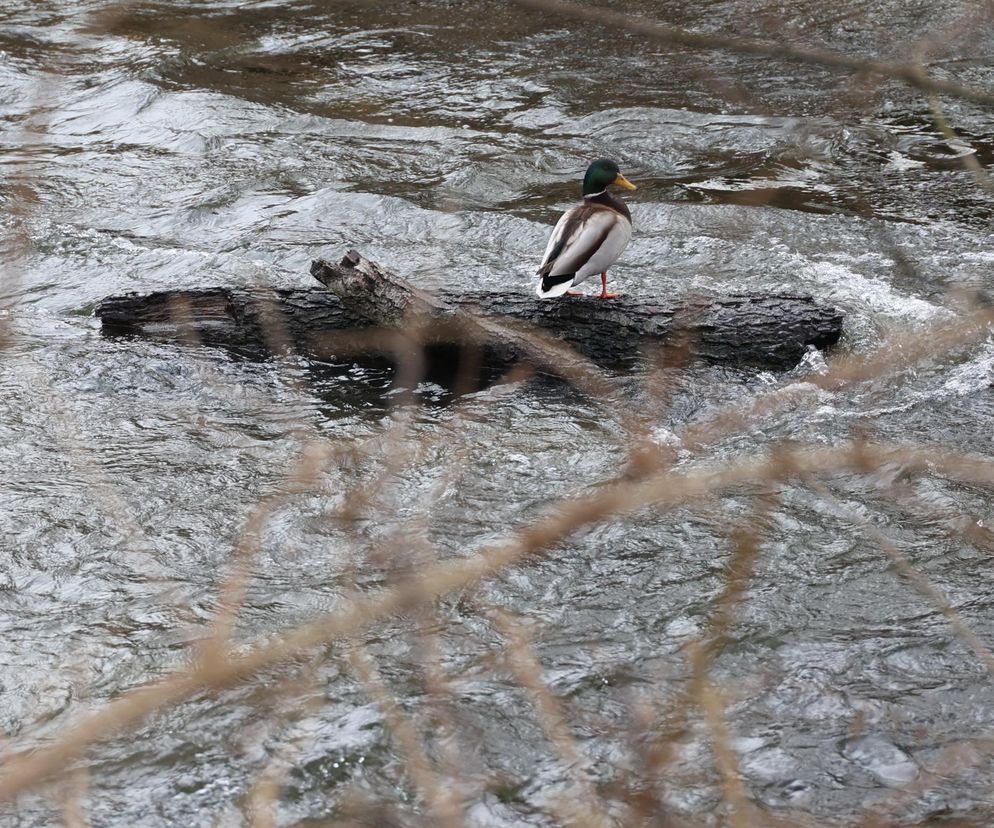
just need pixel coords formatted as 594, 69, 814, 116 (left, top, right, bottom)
599, 272, 620, 299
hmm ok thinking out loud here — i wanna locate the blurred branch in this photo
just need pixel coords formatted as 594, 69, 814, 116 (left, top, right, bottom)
349, 648, 465, 828
926, 92, 994, 193
513, 0, 994, 107
58, 767, 90, 828
680, 305, 994, 453
805, 476, 994, 677
487, 607, 613, 828
686, 641, 753, 828
6, 440, 994, 800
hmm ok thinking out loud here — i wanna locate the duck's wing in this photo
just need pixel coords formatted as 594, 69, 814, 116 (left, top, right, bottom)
538, 205, 584, 274
536, 204, 631, 296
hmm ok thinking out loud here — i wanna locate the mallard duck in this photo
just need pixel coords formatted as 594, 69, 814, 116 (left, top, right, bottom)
536, 158, 636, 300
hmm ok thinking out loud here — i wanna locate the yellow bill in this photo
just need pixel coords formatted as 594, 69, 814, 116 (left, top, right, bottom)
614, 173, 637, 191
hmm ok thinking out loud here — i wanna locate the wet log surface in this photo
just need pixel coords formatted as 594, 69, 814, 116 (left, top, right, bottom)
97, 250, 845, 373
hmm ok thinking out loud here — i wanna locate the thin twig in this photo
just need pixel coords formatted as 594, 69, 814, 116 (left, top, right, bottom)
512, 0, 994, 107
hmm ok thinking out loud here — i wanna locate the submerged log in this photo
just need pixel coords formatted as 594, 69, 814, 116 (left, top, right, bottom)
96, 251, 844, 375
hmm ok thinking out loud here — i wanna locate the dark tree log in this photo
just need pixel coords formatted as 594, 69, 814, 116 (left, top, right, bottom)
97, 251, 844, 374
311, 251, 844, 370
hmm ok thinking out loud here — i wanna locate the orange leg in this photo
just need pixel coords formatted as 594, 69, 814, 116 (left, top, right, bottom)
565, 290, 584, 296
599, 272, 621, 299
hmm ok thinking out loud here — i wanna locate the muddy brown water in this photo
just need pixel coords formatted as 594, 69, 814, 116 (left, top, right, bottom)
4, 1, 994, 825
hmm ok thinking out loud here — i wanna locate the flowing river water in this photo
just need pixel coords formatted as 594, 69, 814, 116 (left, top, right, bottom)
4, 1, 994, 825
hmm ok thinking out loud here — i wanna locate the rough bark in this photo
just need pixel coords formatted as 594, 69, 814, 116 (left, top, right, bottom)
97, 250, 844, 373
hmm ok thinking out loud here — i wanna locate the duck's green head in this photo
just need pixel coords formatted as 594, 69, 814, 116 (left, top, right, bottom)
582, 158, 637, 196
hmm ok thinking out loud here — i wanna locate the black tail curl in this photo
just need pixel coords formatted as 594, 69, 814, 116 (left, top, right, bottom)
540, 272, 575, 294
